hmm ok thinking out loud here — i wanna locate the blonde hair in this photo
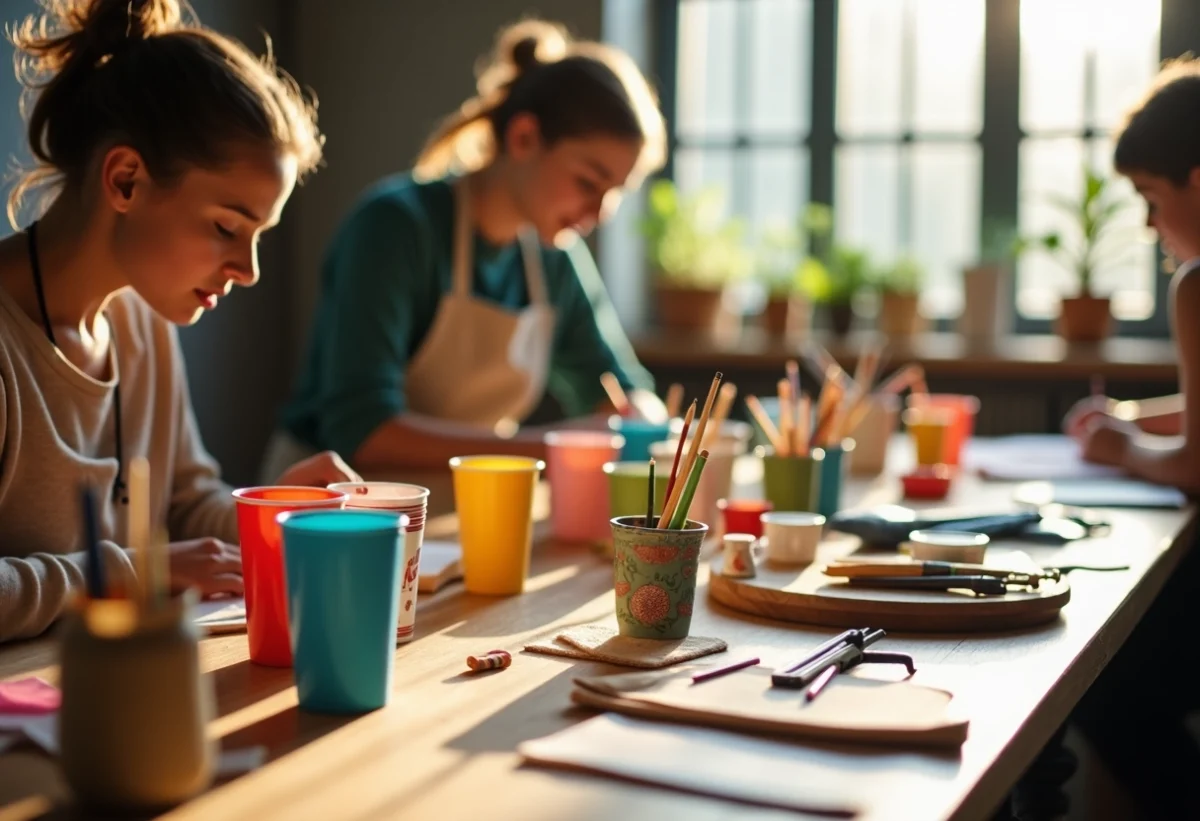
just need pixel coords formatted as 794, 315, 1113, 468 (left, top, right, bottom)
7, 0, 323, 226
415, 19, 665, 187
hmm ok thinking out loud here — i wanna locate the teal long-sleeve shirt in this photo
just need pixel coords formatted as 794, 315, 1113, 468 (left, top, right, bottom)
283, 173, 654, 459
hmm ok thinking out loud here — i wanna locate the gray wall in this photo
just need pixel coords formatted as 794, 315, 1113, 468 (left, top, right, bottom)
0, 0, 610, 485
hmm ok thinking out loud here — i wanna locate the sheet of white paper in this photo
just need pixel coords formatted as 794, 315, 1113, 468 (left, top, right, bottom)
964, 435, 1124, 481
519, 713, 916, 816
194, 598, 246, 625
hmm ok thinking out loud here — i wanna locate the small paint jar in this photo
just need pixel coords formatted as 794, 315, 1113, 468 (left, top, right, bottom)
903, 530, 990, 564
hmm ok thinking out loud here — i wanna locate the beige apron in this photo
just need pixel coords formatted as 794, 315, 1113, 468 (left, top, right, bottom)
259, 178, 555, 482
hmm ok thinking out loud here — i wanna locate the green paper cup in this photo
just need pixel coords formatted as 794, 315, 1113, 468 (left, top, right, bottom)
758, 446, 825, 513
604, 461, 670, 524
611, 515, 708, 640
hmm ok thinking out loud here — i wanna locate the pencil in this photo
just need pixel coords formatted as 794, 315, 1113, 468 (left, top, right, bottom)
805, 662, 839, 702
786, 359, 801, 400
659, 372, 722, 527
745, 395, 783, 453
128, 456, 151, 607
703, 382, 738, 448
665, 383, 685, 419
663, 400, 695, 510
777, 378, 794, 458
600, 372, 631, 417
668, 449, 709, 530
80, 483, 106, 599
645, 459, 656, 528
796, 394, 811, 456
692, 656, 761, 684
811, 368, 844, 448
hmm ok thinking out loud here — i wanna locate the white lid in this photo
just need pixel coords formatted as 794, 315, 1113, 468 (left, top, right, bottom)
907, 529, 990, 547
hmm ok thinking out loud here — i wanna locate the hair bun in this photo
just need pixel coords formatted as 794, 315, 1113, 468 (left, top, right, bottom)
510, 36, 541, 73
84, 0, 181, 54
500, 19, 568, 74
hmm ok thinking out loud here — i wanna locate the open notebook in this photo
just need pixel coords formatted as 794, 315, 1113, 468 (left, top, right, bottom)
192, 541, 463, 634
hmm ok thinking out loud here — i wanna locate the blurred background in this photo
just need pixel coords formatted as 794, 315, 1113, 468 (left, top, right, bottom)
0, 0, 1194, 485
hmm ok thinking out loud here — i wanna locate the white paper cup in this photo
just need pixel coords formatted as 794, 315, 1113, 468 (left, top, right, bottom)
761, 511, 825, 566
329, 482, 430, 643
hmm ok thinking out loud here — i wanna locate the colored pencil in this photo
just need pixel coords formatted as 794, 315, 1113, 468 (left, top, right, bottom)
659, 372, 722, 528
665, 383, 685, 419
668, 449, 709, 530
703, 382, 738, 448
663, 400, 696, 509
745, 395, 783, 453
805, 662, 839, 702
600, 372, 632, 417
80, 483, 106, 599
128, 456, 151, 607
692, 656, 761, 684
645, 459, 657, 528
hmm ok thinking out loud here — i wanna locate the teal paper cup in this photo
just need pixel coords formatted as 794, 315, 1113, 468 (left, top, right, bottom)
817, 439, 855, 518
279, 509, 405, 714
611, 515, 708, 639
758, 446, 825, 513
609, 416, 671, 461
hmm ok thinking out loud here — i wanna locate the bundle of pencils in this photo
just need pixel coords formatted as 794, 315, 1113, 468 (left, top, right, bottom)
655, 371, 723, 529
603, 373, 689, 426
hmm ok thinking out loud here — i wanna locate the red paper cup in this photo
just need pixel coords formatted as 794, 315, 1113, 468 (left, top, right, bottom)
717, 498, 774, 540
233, 486, 347, 667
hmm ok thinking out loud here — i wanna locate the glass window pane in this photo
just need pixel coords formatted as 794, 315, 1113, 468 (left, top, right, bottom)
675, 147, 737, 221
1018, 138, 1085, 318
911, 0, 985, 135
747, 0, 810, 135
1020, 0, 1088, 131
1088, 139, 1155, 320
747, 147, 808, 240
835, 145, 901, 264
677, 0, 738, 139
836, 0, 904, 136
1092, 2, 1161, 130
911, 143, 981, 318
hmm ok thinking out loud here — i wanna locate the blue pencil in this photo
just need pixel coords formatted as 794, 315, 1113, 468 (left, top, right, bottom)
80, 483, 106, 599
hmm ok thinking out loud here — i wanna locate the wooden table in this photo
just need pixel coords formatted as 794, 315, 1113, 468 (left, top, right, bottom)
0, 463, 1194, 821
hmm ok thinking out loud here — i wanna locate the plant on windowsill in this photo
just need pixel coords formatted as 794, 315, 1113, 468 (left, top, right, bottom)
1016, 168, 1135, 343
874, 255, 926, 337
641, 179, 750, 333
754, 225, 807, 337
798, 243, 873, 337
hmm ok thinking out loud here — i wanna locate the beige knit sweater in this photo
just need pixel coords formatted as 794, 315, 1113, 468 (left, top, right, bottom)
0, 284, 238, 642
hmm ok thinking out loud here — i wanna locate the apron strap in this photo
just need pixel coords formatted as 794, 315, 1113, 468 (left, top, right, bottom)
451, 178, 473, 298
517, 228, 549, 306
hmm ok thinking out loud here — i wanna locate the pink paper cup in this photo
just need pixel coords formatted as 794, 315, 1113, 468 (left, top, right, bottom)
328, 482, 431, 643
544, 431, 624, 544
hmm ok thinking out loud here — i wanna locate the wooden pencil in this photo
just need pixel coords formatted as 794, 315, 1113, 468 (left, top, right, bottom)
662, 400, 696, 509
128, 456, 151, 607
776, 378, 794, 458
812, 368, 844, 448
665, 383, 685, 419
600, 372, 631, 416
745, 395, 783, 453
703, 383, 738, 448
786, 359, 801, 400
796, 394, 811, 456
659, 372, 722, 528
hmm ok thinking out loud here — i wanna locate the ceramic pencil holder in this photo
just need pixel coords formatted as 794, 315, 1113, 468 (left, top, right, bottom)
59, 589, 216, 813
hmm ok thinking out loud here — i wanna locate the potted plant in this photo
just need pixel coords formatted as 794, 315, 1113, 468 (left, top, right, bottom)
875, 255, 925, 337
798, 244, 873, 337
1018, 168, 1135, 343
754, 225, 809, 337
959, 219, 1016, 340
641, 179, 750, 332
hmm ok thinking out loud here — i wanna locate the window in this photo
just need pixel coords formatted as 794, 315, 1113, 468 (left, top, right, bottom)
659, 0, 1184, 335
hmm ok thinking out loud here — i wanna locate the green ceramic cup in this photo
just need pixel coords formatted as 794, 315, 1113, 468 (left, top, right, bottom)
604, 461, 670, 524
758, 446, 825, 513
611, 515, 708, 640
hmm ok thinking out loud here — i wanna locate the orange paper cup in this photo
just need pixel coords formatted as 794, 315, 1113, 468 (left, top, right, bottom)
233, 486, 347, 667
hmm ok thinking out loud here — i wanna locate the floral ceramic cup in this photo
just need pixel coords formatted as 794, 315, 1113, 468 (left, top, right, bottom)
611, 515, 709, 640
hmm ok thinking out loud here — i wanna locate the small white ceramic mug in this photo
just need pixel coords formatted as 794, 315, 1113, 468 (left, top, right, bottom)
721, 533, 761, 579
904, 530, 990, 564
761, 512, 826, 566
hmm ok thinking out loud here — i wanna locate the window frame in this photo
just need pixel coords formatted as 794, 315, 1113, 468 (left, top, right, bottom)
654, 0, 1199, 338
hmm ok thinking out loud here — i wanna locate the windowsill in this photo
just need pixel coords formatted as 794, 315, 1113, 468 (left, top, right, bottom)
631, 327, 1177, 382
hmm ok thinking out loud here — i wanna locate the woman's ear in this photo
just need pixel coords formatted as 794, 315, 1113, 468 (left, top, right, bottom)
504, 112, 544, 162
99, 146, 149, 213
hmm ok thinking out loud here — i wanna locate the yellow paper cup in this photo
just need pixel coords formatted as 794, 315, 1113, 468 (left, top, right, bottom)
903, 407, 952, 467
449, 455, 545, 596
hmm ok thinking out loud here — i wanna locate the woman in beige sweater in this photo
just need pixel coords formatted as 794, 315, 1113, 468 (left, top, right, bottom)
0, 0, 358, 642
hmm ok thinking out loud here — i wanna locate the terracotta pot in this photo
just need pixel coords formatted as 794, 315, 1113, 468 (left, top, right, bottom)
1057, 296, 1112, 342
655, 283, 724, 332
762, 295, 810, 337
878, 292, 922, 337
827, 303, 854, 336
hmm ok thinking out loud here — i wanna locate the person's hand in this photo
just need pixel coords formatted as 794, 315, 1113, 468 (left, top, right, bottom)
276, 451, 361, 487
167, 539, 243, 598
1080, 416, 1136, 466
1064, 395, 1117, 440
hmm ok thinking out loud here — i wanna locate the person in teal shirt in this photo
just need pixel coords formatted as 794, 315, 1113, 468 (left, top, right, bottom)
265, 19, 666, 475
